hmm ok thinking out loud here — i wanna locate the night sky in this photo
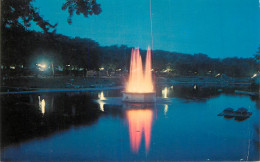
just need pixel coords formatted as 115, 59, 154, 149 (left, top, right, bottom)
31, 0, 260, 58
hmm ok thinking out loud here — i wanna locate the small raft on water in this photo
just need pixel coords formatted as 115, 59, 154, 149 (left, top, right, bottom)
233, 108, 252, 121
218, 107, 252, 121
218, 107, 234, 118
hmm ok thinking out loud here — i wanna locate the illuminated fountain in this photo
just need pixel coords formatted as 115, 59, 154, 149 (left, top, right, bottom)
121, 47, 155, 152
122, 47, 156, 102
98, 91, 106, 100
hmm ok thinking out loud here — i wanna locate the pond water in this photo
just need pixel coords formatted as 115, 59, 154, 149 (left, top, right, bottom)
1, 86, 259, 161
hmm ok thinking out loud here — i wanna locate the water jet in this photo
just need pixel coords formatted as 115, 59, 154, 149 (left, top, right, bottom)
122, 47, 156, 102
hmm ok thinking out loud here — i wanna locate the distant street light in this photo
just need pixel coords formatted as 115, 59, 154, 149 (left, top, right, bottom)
215, 73, 221, 77
251, 73, 257, 78
10, 65, 15, 70
36, 63, 47, 71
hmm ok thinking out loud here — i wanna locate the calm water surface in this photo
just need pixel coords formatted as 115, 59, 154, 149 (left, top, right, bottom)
1, 86, 259, 161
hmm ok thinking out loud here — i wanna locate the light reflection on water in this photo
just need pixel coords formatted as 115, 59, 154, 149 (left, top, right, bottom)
97, 91, 106, 111
126, 107, 153, 153
38, 96, 45, 114
1, 86, 260, 161
164, 104, 168, 116
97, 100, 105, 112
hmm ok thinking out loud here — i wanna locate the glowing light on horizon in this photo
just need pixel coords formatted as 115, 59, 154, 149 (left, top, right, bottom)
127, 109, 153, 153
162, 87, 168, 98
251, 73, 257, 78
37, 63, 47, 71
10, 66, 15, 70
98, 91, 106, 100
126, 47, 154, 93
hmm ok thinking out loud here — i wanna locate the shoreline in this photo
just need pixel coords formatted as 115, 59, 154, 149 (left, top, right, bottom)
1, 75, 259, 94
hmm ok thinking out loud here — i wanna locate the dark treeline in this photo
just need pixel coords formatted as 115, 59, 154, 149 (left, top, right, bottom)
1, 26, 258, 77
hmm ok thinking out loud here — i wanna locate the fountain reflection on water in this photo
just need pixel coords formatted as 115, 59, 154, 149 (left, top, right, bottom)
126, 107, 153, 153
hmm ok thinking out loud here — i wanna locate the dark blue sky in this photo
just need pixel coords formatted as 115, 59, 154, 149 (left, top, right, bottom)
32, 0, 260, 58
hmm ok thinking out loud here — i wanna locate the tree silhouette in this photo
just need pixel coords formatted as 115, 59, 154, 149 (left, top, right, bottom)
255, 46, 260, 64
62, 0, 101, 24
2, 0, 102, 32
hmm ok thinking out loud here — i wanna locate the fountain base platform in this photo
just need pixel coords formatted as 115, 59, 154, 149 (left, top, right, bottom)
122, 92, 156, 103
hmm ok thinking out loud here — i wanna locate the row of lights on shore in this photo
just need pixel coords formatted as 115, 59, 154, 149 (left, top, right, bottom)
8, 64, 260, 79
